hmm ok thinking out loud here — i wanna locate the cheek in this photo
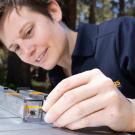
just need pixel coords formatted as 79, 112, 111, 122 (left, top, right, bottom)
35, 23, 53, 45
34, 32, 50, 47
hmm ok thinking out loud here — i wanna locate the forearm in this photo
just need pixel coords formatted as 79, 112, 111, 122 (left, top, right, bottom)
128, 98, 135, 132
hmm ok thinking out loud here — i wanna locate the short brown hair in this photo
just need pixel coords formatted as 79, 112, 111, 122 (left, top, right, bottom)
0, 0, 63, 21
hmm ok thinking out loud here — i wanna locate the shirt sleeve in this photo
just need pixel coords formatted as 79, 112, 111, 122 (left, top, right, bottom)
49, 66, 66, 88
117, 16, 135, 84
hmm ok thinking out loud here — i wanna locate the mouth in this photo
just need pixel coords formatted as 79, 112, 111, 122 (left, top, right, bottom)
35, 48, 48, 63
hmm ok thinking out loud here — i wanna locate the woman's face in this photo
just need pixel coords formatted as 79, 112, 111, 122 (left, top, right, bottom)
1, 6, 67, 70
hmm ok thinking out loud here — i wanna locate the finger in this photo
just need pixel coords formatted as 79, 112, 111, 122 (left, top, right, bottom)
53, 91, 110, 127
44, 75, 112, 123
43, 69, 103, 111
43, 72, 88, 111
44, 83, 95, 123
66, 110, 106, 130
44, 75, 109, 123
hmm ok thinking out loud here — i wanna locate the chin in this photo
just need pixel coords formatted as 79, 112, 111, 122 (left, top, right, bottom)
41, 63, 56, 71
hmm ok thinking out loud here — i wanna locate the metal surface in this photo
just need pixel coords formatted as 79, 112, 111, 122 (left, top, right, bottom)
0, 86, 47, 122
0, 86, 132, 135
0, 107, 130, 135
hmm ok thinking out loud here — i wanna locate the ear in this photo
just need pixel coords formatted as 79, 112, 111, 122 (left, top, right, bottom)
48, 0, 62, 22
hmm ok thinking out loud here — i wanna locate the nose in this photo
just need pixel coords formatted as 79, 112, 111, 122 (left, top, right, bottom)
23, 45, 36, 57
18, 40, 36, 57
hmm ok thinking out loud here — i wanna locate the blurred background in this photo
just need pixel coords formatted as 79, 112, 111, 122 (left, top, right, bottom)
0, 0, 135, 93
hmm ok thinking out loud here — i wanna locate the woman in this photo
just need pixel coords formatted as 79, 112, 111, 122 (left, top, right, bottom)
0, 0, 135, 132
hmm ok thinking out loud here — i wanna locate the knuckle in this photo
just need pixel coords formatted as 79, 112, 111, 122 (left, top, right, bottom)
52, 109, 61, 118
75, 104, 85, 116
110, 90, 119, 101
92, 68, 102, 74
100, 77, 114, 89
83, 70, 90, 75
57, 79, 71, 92
60, 78, 69, 87
106, 77, 114, 85
48, 108, 61, 119
87, 68, 103, 78
83, 69, 104, 82
104, 77, 114, 87
105, 89, 119, 104
63, 91, 77, 104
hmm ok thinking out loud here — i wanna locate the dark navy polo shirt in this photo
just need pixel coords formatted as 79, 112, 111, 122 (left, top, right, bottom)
49, 16, 135, 98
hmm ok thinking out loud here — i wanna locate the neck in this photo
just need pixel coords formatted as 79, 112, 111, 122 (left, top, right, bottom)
57, 24, 77, 76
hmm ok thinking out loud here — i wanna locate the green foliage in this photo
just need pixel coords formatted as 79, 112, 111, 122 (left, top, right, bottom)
1, 0, 135, 90
0, 48, 7, 86
77, 0, 135, 24
96, 0, 114, 23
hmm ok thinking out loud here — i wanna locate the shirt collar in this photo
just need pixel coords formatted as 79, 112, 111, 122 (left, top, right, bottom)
72, 22, 98, 57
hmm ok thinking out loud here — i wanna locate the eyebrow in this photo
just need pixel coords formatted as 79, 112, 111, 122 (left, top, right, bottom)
8, 43, 17, 51
19, 22, 30, 36
8, 22, 30, 50
8, 44, 14, 50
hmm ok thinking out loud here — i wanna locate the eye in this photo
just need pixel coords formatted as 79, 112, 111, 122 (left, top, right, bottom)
14, 44, 20, 52
25, 26, 33, 39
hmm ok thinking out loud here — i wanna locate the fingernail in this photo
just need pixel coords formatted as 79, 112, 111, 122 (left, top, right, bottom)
53, 122, 62, 128
42, 101, 49, 112
44, 113, 53, 123
52, 124, 57, 128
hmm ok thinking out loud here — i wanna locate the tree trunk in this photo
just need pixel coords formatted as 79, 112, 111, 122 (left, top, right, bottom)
118, 0, 125, 16
62, 0, 77, 29
7, 52, 31, 89
89, 0, 96, 24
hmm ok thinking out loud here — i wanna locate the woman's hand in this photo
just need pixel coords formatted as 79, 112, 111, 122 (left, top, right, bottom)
42, 69, 135, 132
